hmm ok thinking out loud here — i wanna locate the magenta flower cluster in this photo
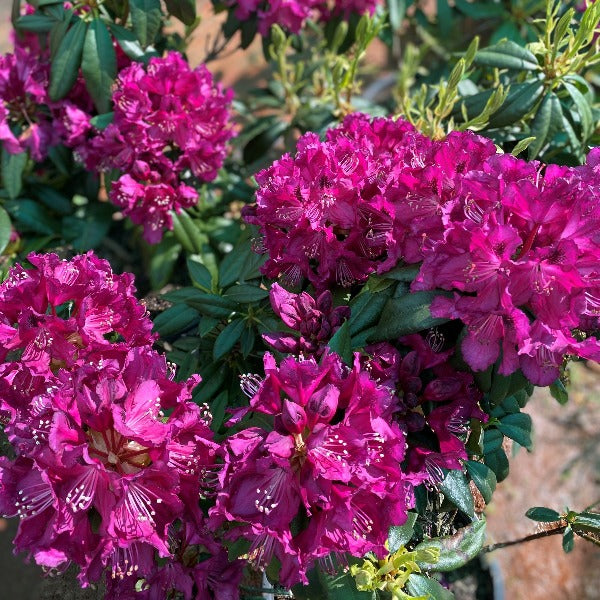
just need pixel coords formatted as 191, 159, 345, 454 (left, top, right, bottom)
245, 113, 600, 386
85, 52, 235, 244
0, 46, 93, 162
224, 0, 381, 35
0, 253, 240, 599
211, 351, 412, 587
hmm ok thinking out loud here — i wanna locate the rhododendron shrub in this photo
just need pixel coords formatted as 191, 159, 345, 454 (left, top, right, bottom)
84, 52, 235, 243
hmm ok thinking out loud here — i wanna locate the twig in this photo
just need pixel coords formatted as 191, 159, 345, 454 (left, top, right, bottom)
482, 525, 567, 553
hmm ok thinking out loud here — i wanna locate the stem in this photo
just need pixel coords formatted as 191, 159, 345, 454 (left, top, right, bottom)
482, 525, 566, 553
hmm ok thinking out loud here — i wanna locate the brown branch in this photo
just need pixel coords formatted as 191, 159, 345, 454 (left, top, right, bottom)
482, 525, 567, 553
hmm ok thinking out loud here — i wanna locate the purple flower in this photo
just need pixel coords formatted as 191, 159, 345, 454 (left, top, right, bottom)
86, 52, 235, 243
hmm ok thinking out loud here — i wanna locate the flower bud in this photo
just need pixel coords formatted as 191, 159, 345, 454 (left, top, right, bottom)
281, 399, 307, 434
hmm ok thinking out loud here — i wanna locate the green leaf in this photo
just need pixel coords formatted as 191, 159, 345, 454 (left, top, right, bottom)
5, 199, 59, 235
243, 119, 289, 165
223, 284, 269, 303
483, 446, 509, 482
474, 40, 539, 70
90, 112, 114, 130
82, 19, 117, 113
185, 293, 238, 318
489, 372, 511, 405
549, 378, 568, 405
213, 319, 245, 360
239, 326, 256, 357
406, 574, 455, 600
317, 569, 375, 600
49, 11, 72, 59
32, 184, 72, 215
109, 23, 148, 60
563, 80, 593, 140
525, 507, 561, 522
416, 519, 487, 572
2, 150, 28, 199
383, 264, 420, 282
562, 526, 574, 553
388, 0, 407, 30
372, 291, 449, 341
16, 13, 56, 32
388, 512, 418, 553
440, 470, 474, 518
164, 0, 196, 25
149, 235, 181, 289
0, 206, 12, 255
498, 412, 533, 451
489, 80, 545, 128
348, 289, 391, 336
528, 92, 562, 159
62, 202, 113, 250
187, 257, 213, 291
328, 321, 352, 365
454, 0, 505, 18
210, 390, 228, 431
573, 512, 600, 534
130, 0, 162, 48
49, 17, 87, 100
153, 304, 199, 337
465, 460, 496, 504
219, 235, 265, 287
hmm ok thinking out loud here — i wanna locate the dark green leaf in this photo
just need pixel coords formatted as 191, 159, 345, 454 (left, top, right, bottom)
406, 574, 455, 600
153, 304, 199, 337
187, 257, 213, 291
372, 291, 449, 341
416, 519, 487, 571
562, 526, 574, 553
109, 23, 148, 60
563, 81, 593, 140
465, 460, 496, 504
573, 512, 600, 533
213, 319, 246, 360
243, 119, 289, 165
549, 379, 568, 405
62, 202, 113, 250
32, 184, 72, 215
489, 80, 545, 128
198, 316, 219, 337
474, 40, 539, 70
185, 293, 238, 319
149, 235, 182, 289
498, 412, 533, 450
483, 446, 509, 482
5, 199, 59, 235
2, 150, 27, 199
210, 390, 228, 431
49, 17, 87, 100
239, 327, 256, 357
440, 470, 474, 518
489, 372, 511, 405
528, 92, 562, 159
388, 512, 417, 553
455, 0, 505, 18
0, 206, 12, 254
82, 19, 117, 113
348, 290, 391, 336
130, 0, 162, 48
328, 321, 352, 365
49, 11, 72, 60
383, 264, 420, 282
317, 569, 375, 600
164, 0, 196, 25
525, 507, 561, 522
223, 284, 269, 303
16, 13, 55, 32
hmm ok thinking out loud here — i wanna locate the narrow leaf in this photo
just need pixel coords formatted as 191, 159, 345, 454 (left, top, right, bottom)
525, 507, 561, 522
49, 17, 87, 100
82, 19, 117, 113
328, 321, 352, 365
1, 150, 28, 199
474, 40, 539, 70
0, 206, 12, 254
129, 0, 162, 48
214, 319, 246, 360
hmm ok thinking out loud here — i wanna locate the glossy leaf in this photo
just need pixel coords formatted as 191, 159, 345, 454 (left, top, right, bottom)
109, 23, 148, 60
498, 412, 533, 451
573, 511, 600, 534
373, 291, 449, 341
187, 257, 213, 291
549, 379, 568, 405
489, 80, 544, 128
348, 289, 391, 336
474, 40, 539, 70
214, 319, 246, 360
49, 17, 87, 100
82, 19, 117, 113
528, 92, 562, 159
465, 460, 496, 504
416, 519, 487, 571
388, 512, 418, 553
16, 13, 55, 32
223, 284, 269, 303
406, 574, 455, 600
153, 304, 199, 337
563, 81, 593, 140
185, 293, 238, 319
440, 470, 474, 518
562, 526, 575, 553
130, 0, 162, 48
525, 506, 561, 522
